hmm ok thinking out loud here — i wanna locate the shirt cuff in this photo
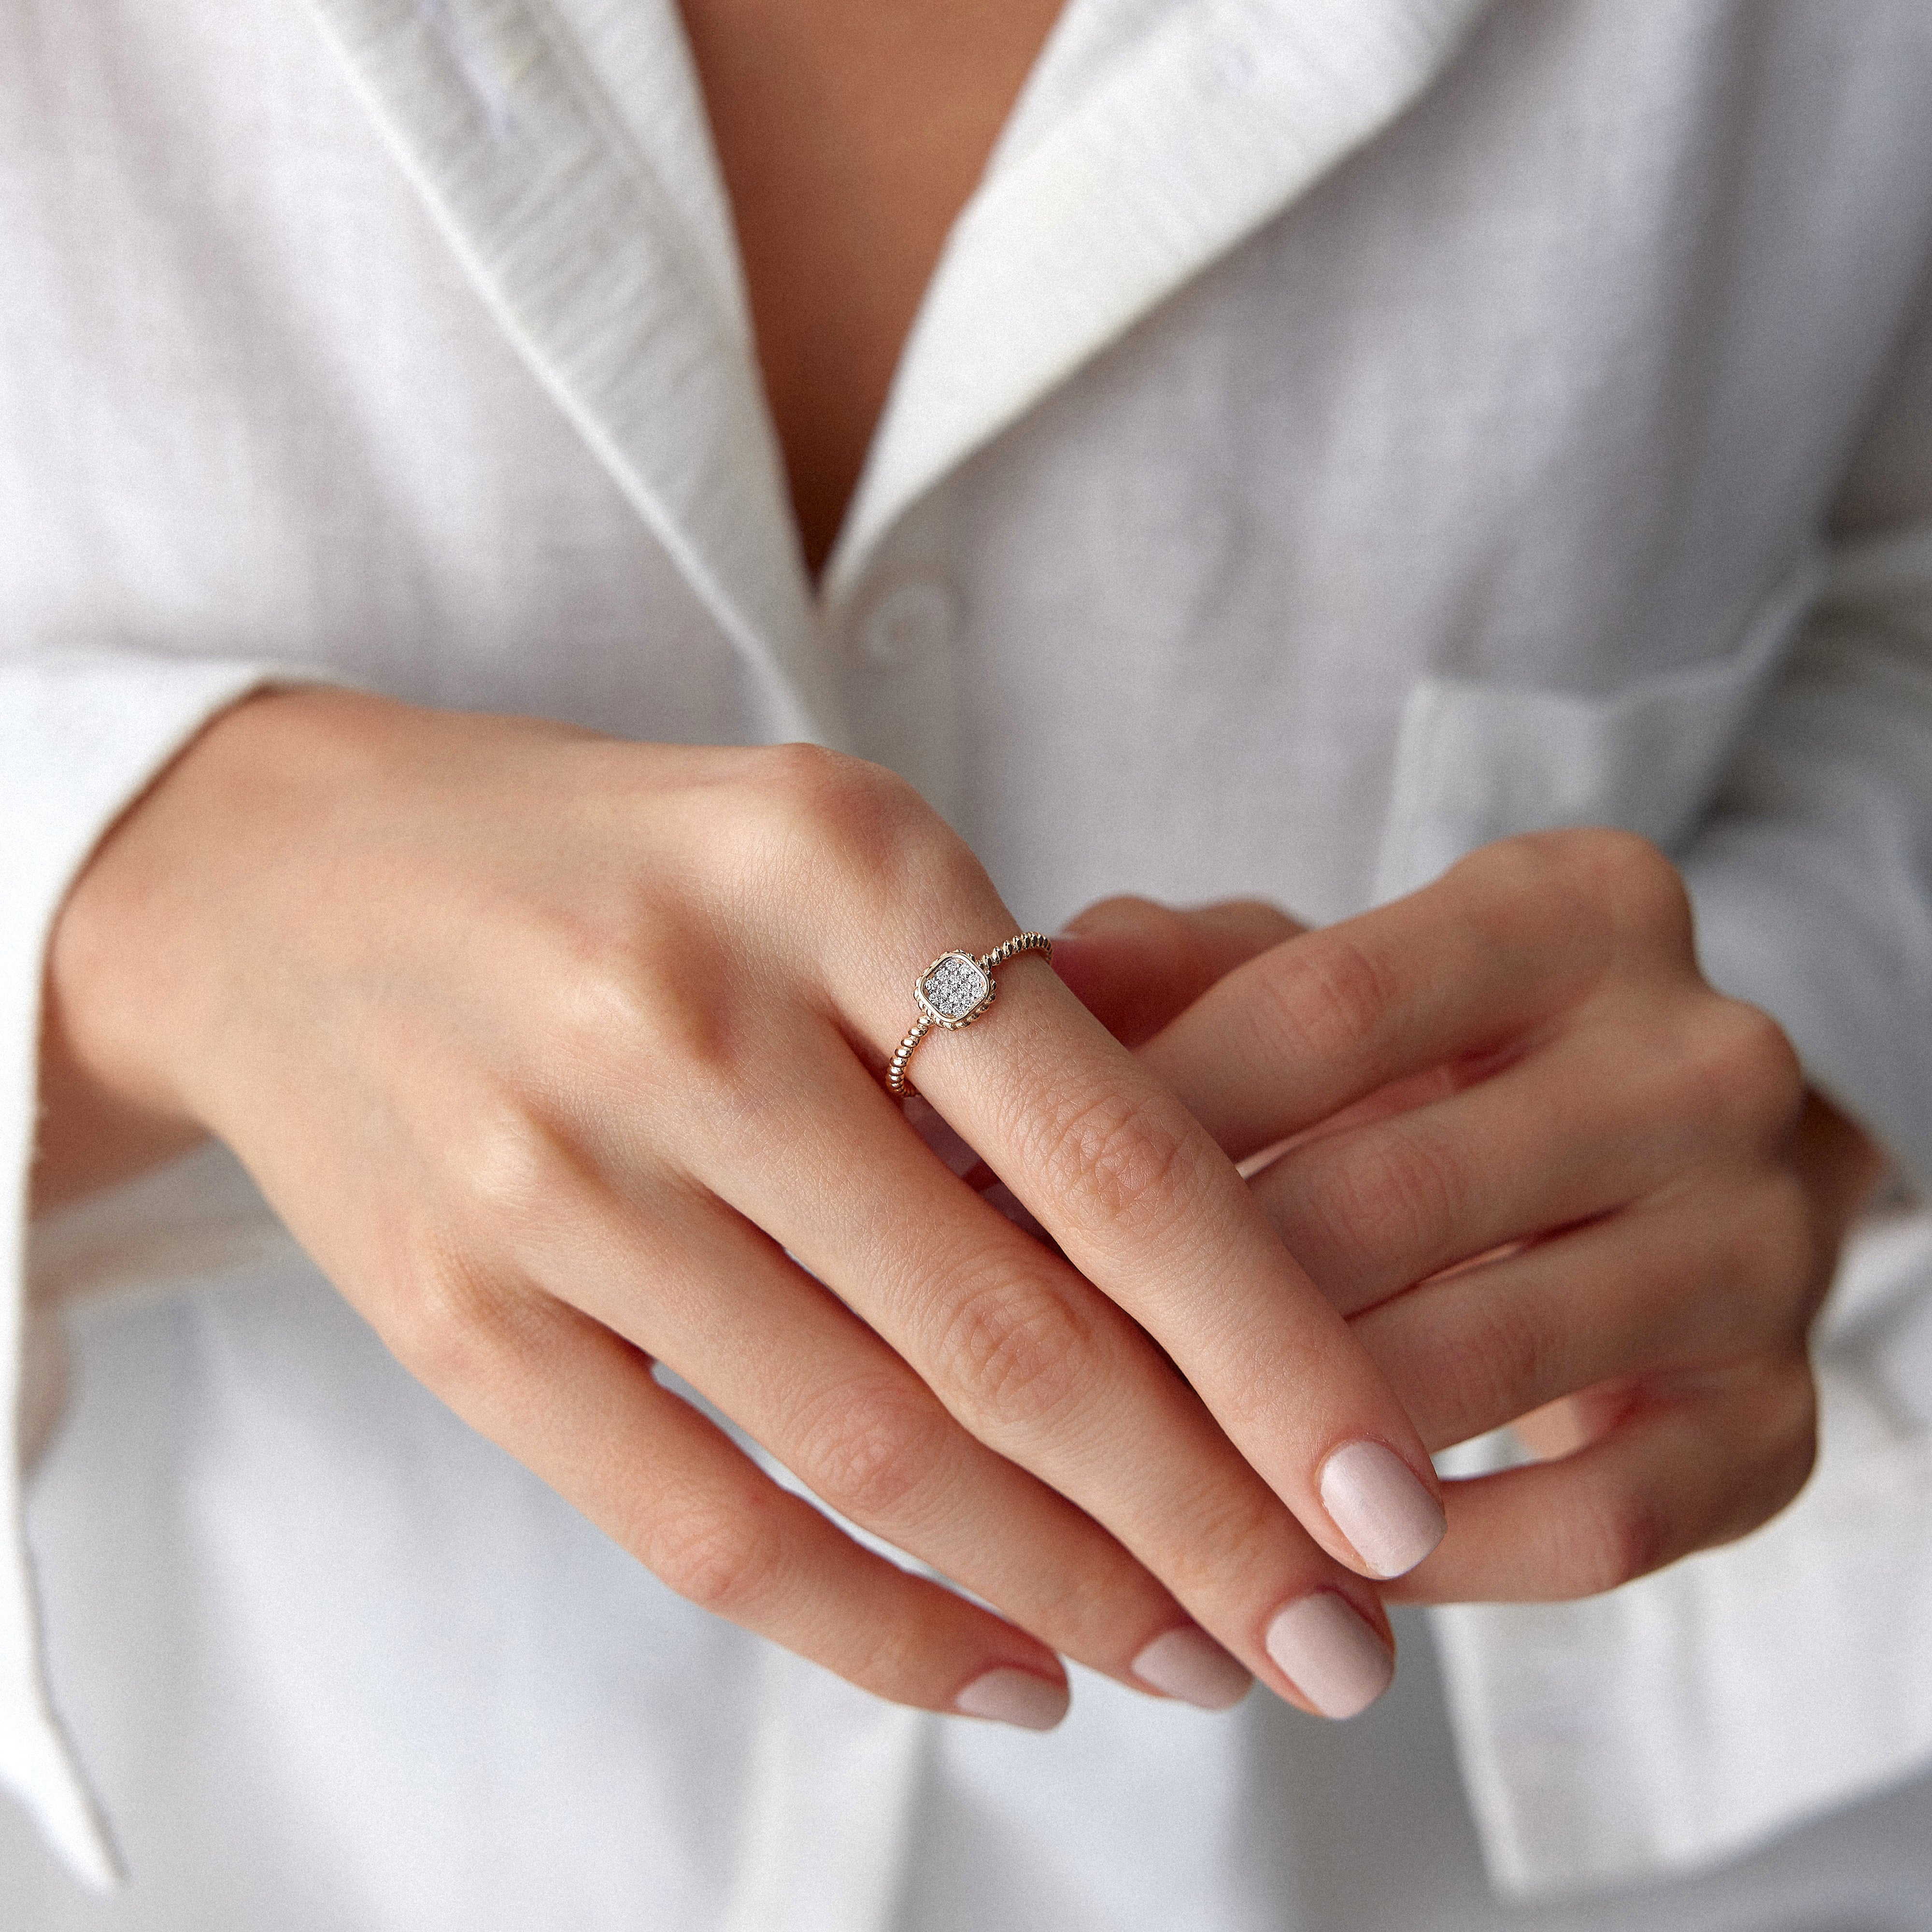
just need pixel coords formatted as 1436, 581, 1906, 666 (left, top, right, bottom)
1431, 1209, 1932, 1895
1432, 575, 1932, 1893
1681, 630, 1932, 1198
0, 652, 328, 1889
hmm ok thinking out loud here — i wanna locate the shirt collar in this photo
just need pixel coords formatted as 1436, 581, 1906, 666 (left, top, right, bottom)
304, 0, 1495, 723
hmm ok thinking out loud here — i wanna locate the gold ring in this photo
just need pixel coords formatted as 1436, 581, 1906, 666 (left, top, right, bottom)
886, 932, 1053, 1096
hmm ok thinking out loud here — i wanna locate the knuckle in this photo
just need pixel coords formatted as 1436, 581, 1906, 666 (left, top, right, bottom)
1439, 1293, 1561, 1428
620, 974, 742, 1092
1747, 1360, 1820, 1512
1760, 1412, 1819, 1528
1072, 893, 1170, 931
555, 942, 655, 1051
1700, 1001, 1805, 1143
1709, 1172, 1816, 1325
935, 1265, 1095, 1437
1568, 1485, 1672, 1596
744, 745, 995, 933
1153, 1477, 1282, 1601
749, 739, 876, 825
447, 1102, 572, 1226
1303, 1125, 1466, 1274
1574, 829, 1691, 938
763, 745, 938, 867
793, 1376, 950, 1525
1765, 1372, 1821, 1514
1253, 930, 1394, 1065
1481, 829, 1690, 964
1704, 1364, 1820, 1549
1074, 896, 1205, 984
1026, 1082, 1207, 1237
500, 887, 739, 1092
1640, 999, 1804, 1165
380, 1244, 526, 1397
644, 1493, 788, 1618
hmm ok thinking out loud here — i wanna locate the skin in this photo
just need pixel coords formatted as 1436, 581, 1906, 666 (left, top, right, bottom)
31, 0, 1886, 1721
1056, 880, 1884, 1601
672, 0, 1068, 573
41, 693, 1440, 1719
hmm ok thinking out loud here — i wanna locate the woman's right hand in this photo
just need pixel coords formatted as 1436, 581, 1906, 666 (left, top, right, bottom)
39, 688, 1446, 1726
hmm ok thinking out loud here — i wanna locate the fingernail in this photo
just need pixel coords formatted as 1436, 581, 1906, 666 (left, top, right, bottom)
1319, 1440, 1446, 1578
1130, 1626, 1253, 1711
1264, 1593, 1394, 1719
953, 1667, 1070, 1732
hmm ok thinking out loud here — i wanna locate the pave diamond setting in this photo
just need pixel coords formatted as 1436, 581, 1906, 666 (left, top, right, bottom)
917, 952, 993, 1027
887, 933, 1051, 1096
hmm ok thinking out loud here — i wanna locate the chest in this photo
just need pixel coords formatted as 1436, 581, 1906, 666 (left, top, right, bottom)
673, 0, 1065, 573
8, 0, 1932, 921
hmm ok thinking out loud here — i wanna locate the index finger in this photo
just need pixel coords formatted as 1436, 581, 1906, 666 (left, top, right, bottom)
1137, 830, 1693, 1158
847, 931, 1447, 1587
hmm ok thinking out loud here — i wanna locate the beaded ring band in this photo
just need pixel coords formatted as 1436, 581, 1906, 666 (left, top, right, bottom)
886, 932, 1053, 1096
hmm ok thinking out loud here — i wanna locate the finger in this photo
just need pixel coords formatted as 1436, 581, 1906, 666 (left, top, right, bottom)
381, 1265, 1075, 1727
873, 966, 1443, 1580
1794, 1085, 1892, 1235
1248, 995, 1787, 1317
1141, 831, 1695, 1160
498, 1153, 1256, 1711
769, 786, 1439, 1593
700, 1014, 1408, 1716
1344, 1169, 1816, 1452
1054, 897, 1306, 1049
1385, 1362, 1818, 1602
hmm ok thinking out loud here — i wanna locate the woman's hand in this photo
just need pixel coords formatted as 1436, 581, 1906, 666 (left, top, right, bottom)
39, 689, 1451, 1726
1059, 832, 1886, 1602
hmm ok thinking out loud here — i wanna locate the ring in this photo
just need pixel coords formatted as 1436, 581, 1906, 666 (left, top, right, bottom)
886, 932, 1053, 1096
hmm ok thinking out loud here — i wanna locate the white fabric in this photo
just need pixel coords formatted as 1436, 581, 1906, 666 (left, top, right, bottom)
5, 0, 1932, 1920
0, 658, 296, 1889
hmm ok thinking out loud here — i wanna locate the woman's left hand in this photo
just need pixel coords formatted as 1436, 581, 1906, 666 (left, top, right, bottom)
1052, 829, 1888, 1602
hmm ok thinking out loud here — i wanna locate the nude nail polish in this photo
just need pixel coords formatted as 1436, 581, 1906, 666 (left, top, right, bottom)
1264, 1593, 1394, 1719
953, 1668, 1070, 1731
1318, 1439, 1447, 1579
1131, 1626, 1253, 1711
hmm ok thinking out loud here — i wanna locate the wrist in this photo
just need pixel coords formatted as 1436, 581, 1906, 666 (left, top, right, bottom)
33, 688, 341, 1207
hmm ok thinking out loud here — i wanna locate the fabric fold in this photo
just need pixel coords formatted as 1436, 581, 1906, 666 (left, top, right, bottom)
824, 0, 1494, 603
1435, 1236, 1932, 1895
0, 653, 324, 1889
299, 0, 842, 750
1424, 526, 1932, 1894
1684, 537, 1932, 1198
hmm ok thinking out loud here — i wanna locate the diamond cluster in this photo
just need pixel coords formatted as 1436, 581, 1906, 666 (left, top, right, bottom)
922, 954, 988, 1021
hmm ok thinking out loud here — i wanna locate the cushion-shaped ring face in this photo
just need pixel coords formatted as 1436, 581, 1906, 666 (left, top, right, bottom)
917, 952, 994, 1027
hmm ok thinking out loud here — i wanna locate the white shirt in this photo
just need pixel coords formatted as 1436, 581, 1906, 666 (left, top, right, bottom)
5, 0, 1932, 1922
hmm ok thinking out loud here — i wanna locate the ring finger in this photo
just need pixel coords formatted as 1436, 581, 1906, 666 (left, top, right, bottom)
1340, 1166, 1816, 1457
687, 1018, 1406, 1718
507, 1152, 1262, 1712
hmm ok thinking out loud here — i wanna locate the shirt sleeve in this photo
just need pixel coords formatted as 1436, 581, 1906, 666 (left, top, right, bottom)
1430, 279, 1932, 1897
0, 651, 330, 1889
1684, 533, 1932, 1197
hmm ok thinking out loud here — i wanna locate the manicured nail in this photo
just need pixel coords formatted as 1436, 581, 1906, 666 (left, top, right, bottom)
1264, 1593, 1394, 1719
1318, 1440, 1446, 1578
1130, 1626, 1253, 1711
953, 1667, 1070, 1731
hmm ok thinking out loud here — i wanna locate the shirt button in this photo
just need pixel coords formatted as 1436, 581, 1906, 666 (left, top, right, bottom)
856, 579, 959, 668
